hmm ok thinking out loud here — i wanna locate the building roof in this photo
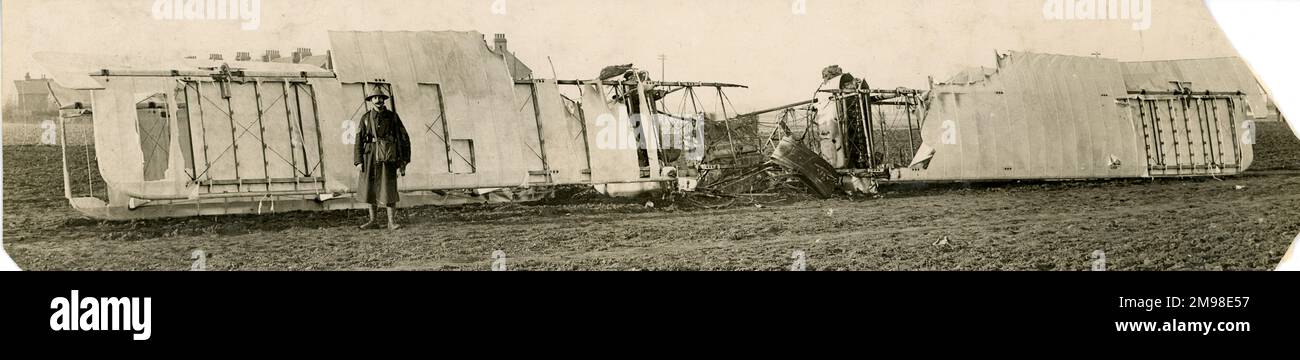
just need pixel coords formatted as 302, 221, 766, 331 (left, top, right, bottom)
12, 77, 91, 108
14, 78, 53, 95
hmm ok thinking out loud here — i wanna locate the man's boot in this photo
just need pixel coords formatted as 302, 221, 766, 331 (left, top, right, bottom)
359, 206, 380, 229
387, 207, 402, 230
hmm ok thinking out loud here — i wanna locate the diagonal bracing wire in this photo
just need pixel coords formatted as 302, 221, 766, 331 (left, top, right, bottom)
420, 111, 476, 172
191, 89, 315, 181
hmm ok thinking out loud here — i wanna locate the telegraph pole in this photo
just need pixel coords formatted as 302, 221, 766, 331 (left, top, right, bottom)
658, 54, 666, 80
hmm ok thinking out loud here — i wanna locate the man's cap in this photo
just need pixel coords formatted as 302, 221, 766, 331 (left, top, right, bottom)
365, 85, 390, 101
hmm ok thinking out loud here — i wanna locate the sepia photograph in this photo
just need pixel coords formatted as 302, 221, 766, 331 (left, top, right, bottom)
2, 0, 1297, 271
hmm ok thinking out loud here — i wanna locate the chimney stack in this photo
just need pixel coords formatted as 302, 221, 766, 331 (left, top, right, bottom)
262, 50, 281, 62
494, 34, 508, 54
236, 52, 251, 62
293, 48, 312, 63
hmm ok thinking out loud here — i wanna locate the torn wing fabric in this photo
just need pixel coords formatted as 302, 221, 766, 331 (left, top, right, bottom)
813, 89, 845, 168
909, 143, 936, 169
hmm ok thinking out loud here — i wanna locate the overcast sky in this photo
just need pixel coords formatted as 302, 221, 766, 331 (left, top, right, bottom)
2, 0, 1243, 111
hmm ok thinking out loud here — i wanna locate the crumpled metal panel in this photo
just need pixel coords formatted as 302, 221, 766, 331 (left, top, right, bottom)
770, 136, 839, 198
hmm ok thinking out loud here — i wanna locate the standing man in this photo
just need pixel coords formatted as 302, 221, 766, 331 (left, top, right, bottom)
355, 86, 411, 230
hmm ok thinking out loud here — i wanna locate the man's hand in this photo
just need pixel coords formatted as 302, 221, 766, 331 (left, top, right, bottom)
399, 166, 407, 177
356, 164, 362, 172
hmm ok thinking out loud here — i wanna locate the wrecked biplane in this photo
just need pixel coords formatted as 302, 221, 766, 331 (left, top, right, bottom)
38, 31, 745, 220
747, 52, 1258, 195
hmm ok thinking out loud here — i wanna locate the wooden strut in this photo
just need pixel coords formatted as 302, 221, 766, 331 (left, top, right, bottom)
1127, 90, 1244, 96
280, 80, 300, 191
904, 94, 917, 155
126, 177, 679, 202
434, 85, 455, 175
1187, 98, 1203, 169
252, 80, 272, 192
717, 86, 739, 163
1136, 99, 1154, 172
1190, 99, 1206, 168
1178, 99, 1193, 169
223, 80, 242, 192
1166, 99, 1181, 169
1201, 96, 1222, 163
736, 99, 817, 118
871, 101, 913, 106
832, 94, 848, 166
1200, 98, 1217, 166
306, 84, 327, 183
47, 81, 75, 199
819, 88, 924, 95
538, 80, 747, 88
572, 84, 593, 179
1224, 98, 1242, 165
528, 82, 553, 182
875, 94, 889, 168
60, 111, 72, 199
92, 69, 334, 78
291, 83, 314, 177
636, 73, 663, 178
87, 90, 96, 198
1148, 100, 1165, 166
1194, 99, 1212, 167
191, 82, 212, 186
174, 81, 198, 181
1177, 98, 1196, 172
